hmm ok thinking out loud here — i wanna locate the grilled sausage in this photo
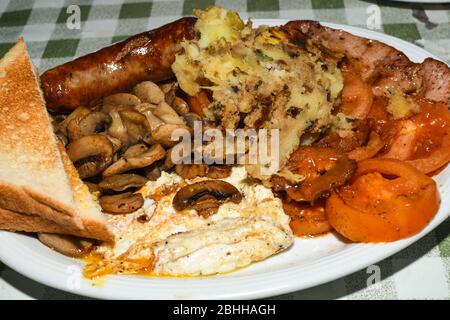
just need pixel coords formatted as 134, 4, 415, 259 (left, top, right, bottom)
40, 17, 197, 111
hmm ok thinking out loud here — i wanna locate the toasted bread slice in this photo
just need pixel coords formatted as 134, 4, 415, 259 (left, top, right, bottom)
0, 39, 112, 241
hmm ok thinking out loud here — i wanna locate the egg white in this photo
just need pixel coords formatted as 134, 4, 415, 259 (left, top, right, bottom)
90, 166, 293, 276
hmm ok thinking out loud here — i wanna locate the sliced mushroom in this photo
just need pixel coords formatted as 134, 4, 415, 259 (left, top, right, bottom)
153, 102, 185, 125
123, 143, 148, 158
38, 233, 95, 258
159, 81, 177, 94
163, 147, 176, 170
159, 81, 177, 106
152, 123, 192, 148
102, 93, 141, 113
103, 143, 166, 176
99, 174, 148, 192
183, 112, 202, 129
56, 132, 68, 147
52, 114, 67, 129
288, 158, 356, 202
143, 164, 162, 181
207, 165, 232, 179
135, 103, 164, 131
102, 134, 123, 153
84, 181, 102, 194
66, 134, 114, 179
164, 146, 195, 170
58, 106, 91, 136
119, 109, 150, 145
108, 109, 128, 144
285, 147, 357, 202
175, 164, 208, 179
67, 111, 112, 141
172, 180, 242, 218
99, 192, 144, 214
133, 81, 165, 105
142, 132, 156, 145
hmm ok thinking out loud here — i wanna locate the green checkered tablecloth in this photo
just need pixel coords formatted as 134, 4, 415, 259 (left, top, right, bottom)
0, 0, 449, 300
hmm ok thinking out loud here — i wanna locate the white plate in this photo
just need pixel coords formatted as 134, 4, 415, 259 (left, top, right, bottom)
0, 20, 449, 300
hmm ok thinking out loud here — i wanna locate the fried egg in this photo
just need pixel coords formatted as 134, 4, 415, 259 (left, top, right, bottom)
85, 166, 293, 277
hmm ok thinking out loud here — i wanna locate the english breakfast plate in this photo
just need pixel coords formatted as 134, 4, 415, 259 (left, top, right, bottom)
0, 20, 449, 300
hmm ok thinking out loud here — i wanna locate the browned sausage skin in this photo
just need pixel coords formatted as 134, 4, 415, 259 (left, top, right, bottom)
41, 17, 197, 111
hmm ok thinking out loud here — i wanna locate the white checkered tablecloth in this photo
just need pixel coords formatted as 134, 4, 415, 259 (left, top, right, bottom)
0, 0, 449, 300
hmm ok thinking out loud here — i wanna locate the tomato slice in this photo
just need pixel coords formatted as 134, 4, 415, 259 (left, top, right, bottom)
381, 120, 417, 160
326, 159, 439, 242
405, 101, 450, 174
370, 98, 450, 174
348, 131, 384, 161
339, 68, 373, 120
282, 199, 332, 237
367, 96, 391, 131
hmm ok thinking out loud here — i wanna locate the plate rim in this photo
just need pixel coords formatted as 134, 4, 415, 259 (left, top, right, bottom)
0, 19, 448, 300
386, 0, 450, 3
